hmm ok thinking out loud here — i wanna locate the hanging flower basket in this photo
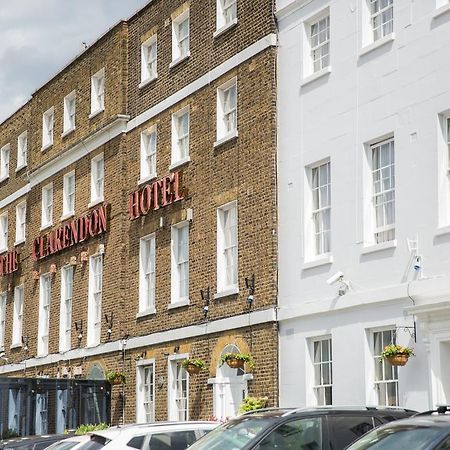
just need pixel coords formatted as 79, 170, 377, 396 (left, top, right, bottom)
181, 359, 206, 375
381, 344, 415, 367
386, 354, 410, 366
219, 353, 254, 370
106, 371, 126, 385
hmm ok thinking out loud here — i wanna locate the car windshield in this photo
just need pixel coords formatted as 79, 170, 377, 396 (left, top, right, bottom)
188, 417, 275, 450
45, 442, 80, 450
347, 425, 445, 450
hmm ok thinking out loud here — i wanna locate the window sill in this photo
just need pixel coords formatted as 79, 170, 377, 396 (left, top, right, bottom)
169, 52, 191, 69
10, 343, 22, 350
136, 307, 156, 318
88, 198, 104, 209
214, 286, 239, 300
40, 223, 53, 231
361, 239, 397, 255
213, 19, 238, 38
89, 108, 104, 120
139, 75, 158, 89
41, 143, 53, 152
303, 254, 333, 270
433, 3, 450, 19
169, 156, 191, 171
60, 213, 75, 222
300, 66, 332, 87
15, 164, 27, 173
214, 130, 238, 148
0, 248, 7, 255
0, 175, 9, 183
359, 33, 395, 58
61, 127, 76, 139
138, 174, 157, 186
435, 225, 450, 237
168, 299, 190, 310
14, 239, 25, 247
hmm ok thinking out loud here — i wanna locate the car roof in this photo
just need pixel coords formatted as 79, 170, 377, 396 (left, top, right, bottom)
92, 421, 218, 440
379, 415, 450, 428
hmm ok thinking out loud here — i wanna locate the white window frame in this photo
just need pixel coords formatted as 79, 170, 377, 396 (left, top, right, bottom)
63, 91, 76, 135
361, 0, 394, 50
136, 359, 156, 423
372, 328, 398, 406
311, 337, 333, 406
171, 107, 190, 168
216, 201, 238, 295
59, 266, 74, 353
216, 78, 238, 145
0, 213, 8, 252
42, 107, 54, 150
90, 68, 105, 117
41, 183, 53, 229
90, 154, 104, 206
38, 274, 52, 357
62, 171, 76, 218
87, 254, 103, 347
168, 353, 189, 421
370, 138, 395, 244
16, 131, 27, 170
170, 222, 189, 306
0, 292, 6, 351
171, 10, 190, 66
139, 234, 156, 316
11, 285, 23, 348
215, 0, 238, 36
15, 202, 26, 245
0, 144, 10, 181
140, 126, 157, 183
140, 35, 158, 87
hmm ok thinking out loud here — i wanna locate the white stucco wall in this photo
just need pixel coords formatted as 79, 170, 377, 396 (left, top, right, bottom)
277, 0, 450, 410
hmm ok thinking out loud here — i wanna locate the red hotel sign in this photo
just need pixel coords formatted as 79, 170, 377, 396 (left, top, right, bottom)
0, 250, 19, 277
32, 203, 109, 261
128, 171, 185, 220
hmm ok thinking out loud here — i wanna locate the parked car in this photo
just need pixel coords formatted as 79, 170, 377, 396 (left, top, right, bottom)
0, 434, 74, 450
43, 436, 94, 450
85, 421, 218, 450
346, 407, 450, 450
187, 406, 416, 450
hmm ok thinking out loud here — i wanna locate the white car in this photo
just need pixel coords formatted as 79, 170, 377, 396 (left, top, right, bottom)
85, 422, 218, 450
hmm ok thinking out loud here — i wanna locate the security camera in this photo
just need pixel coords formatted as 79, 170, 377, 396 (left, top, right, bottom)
326, 271, 344, 285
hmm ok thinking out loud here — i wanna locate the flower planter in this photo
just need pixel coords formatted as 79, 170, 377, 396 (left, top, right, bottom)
226, 359, 245, 370
185, 363, 202, 375
387, 354, 409, 366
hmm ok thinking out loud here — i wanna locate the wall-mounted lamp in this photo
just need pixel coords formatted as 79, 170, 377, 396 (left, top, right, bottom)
105, 312, 113, 340
69, 256, 78, 266
32, 270, 40, 280
50, 263, 57, 274
80, 251, 89, 263
245, 274, 255, 307
75, 320, 83, 347
200, 287, 210, 319
22, 336, 29, 352
173, 345, 180, 354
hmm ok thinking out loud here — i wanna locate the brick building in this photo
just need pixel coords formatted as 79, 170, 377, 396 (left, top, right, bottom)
0, 0, 278, 432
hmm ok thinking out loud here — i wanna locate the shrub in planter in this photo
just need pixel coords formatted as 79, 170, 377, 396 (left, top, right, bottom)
219, 353, 254, 370
239, 396, 269, 413
75, 423, 109, 435
181, 359, 206, 375
106, 371, 126, 385
380, 344, 415, 366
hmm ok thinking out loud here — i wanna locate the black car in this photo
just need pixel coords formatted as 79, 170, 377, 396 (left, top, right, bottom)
187, 406, 416, 450
346, 408, 450, 450
0, 434, 72, 450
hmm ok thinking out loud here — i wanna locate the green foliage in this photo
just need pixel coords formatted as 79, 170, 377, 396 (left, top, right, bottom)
380, 344, 415, 359
1, 429, 19, 439
106, 371, 126, 384
219, 353, 255, 369
75, 423, 109, 435
181, 359, 206, 369
239, 396, 269, 413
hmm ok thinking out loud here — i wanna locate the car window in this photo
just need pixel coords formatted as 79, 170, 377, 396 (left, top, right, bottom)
328, 415, 375, 449
256, 417, 322, 450
347, 425, 445, 450
127, 436, 145, 449
144, 431, 197, 450
44, 441, 80, 450
77, 440, 106, 450
35, 441, 62, 450
435, 436, 450, 450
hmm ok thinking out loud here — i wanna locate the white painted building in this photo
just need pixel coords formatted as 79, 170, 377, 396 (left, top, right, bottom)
277, 0, 450, 411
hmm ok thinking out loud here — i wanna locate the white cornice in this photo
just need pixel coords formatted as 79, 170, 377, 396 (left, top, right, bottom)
0, 307, 277, 373
276, 0, 314, 21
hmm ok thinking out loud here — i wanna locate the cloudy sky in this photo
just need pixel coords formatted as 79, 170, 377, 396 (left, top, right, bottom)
0, 0, 150, 123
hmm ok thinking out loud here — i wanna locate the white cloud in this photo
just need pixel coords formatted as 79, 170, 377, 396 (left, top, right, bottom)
0, 0, 150, 123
